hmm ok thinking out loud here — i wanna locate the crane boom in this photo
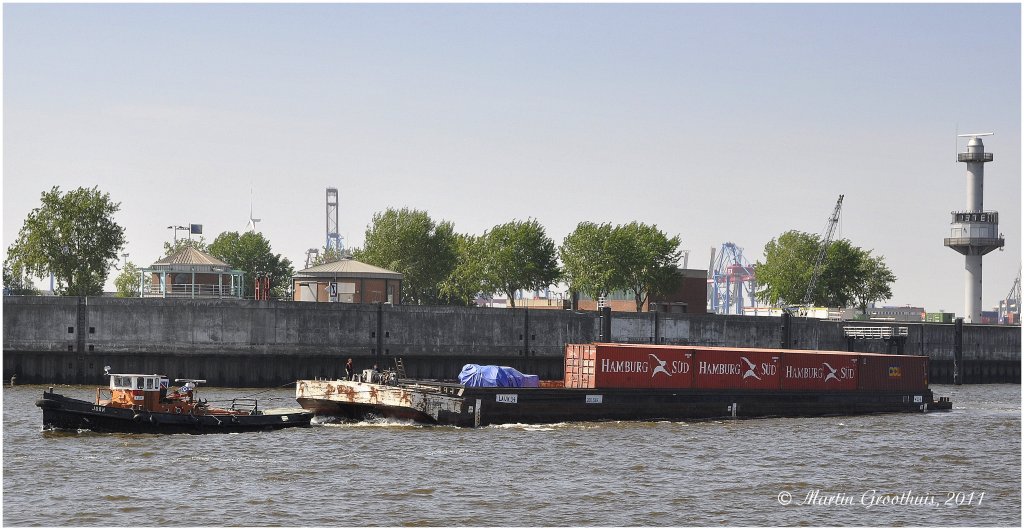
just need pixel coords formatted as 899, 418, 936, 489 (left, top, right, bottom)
803, 195, 844, 306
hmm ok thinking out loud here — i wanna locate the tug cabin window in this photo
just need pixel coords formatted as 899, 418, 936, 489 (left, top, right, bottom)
110, 376, 161, 391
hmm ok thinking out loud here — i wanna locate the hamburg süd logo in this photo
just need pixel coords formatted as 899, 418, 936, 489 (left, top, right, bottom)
649, 354, 671, 378
740, 357, 761, 380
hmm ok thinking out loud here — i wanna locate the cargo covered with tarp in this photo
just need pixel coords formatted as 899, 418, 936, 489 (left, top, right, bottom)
459, 364, 540, 388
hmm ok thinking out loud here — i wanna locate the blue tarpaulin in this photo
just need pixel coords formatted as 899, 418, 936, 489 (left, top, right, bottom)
458, 364, 540, 388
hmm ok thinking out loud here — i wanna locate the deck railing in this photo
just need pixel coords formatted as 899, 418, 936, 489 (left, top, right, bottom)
142, 283, 244, 298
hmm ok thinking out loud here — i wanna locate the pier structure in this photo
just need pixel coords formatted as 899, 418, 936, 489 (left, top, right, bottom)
944, 134, 1004, 323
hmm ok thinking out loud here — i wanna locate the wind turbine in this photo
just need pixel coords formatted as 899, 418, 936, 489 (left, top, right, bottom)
245, 189, 262, 233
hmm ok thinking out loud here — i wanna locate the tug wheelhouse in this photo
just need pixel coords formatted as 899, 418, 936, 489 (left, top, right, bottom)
103, 373, 169, 411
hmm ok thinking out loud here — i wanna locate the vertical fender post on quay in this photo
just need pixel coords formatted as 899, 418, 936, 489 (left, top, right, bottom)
954, 317, 964, 385
652, 309, 660, 344
376, 302, 384, 366
599, 306, 612, 342
780, 310, 791, 349
524, 307, 530, 356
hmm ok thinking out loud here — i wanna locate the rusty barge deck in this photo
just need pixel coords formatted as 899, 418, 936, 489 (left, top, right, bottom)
295, 379, 950, 427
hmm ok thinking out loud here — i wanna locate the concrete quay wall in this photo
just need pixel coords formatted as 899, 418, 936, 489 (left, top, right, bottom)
3, 296, 1019, 386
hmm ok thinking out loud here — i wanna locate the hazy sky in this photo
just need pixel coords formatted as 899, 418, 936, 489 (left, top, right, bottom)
3, 3, 1021, 313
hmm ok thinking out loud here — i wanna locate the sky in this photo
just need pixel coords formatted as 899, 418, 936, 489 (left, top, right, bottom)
3, 3, 1021, 314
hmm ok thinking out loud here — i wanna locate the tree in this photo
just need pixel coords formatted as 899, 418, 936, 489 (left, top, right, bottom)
439, 233, 487, 306
479, 219, 560, 308
353, 208, 458, 305
3, 259, 39, 296
755, 231, 818, 307
559, 222, 618, 302
161, 237, 209, 257
755, 230, 896, 309
208, 231, 294, 299
608, 222, 682, 312
6, 186, 126, 296
113, 261, 141, 298
852, 252, 896, 314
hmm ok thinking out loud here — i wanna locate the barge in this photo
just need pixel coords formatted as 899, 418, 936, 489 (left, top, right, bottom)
296, 344, 952, 427
37, 370, 312, 434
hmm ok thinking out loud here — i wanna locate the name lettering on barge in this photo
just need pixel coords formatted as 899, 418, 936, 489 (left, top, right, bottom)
784, 363, 856, 382
495, 394, 518, 404
698, 356, 778, 380
92, 405, 105, 412
585, 395, 603, 404
600, 354, 691, 378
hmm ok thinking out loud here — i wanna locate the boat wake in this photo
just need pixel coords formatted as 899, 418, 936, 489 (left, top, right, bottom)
487, 422, 572, 431
312, 415, 425, 429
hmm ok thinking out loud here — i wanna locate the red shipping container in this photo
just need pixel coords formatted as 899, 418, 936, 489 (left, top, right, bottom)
693, 348, 782, 390
564, 344, 594, 388
780, 351, 860, 391
569, 344, 694, 389
859, 354, 929, 392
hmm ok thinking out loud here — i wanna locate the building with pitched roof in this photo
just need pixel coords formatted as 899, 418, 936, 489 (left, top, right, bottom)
292, 258, 403, 304
140, 246, 245, 299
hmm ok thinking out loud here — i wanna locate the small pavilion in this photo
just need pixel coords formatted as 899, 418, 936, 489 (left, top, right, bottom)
292, 258, 402, 304
140, 247, 245, 299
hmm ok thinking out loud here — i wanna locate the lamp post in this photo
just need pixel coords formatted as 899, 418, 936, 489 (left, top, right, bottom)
167, 225, 187, 244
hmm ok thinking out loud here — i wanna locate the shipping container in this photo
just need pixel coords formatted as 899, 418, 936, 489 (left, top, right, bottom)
925, 312, 954, 323
858, 354, 929, 392
693, 348, 782, 390
563, 344, 591, 388
564, 344, 695, 388
780, 351, 860, 391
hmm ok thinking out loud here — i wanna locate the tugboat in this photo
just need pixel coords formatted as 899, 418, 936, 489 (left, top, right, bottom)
36, 368, 312, 434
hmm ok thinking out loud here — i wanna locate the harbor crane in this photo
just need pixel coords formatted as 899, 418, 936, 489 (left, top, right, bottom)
999, 266, 1021, 324
802, 194, 844, 307
707, 242, 757, 315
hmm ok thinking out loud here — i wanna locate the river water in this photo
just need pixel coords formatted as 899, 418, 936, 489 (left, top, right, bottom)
2, 383, 1019, 526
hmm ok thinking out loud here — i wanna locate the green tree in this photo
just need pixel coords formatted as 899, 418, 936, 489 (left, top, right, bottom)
755, 231, 818, 307
208, 231, 294, 299
608, 222, 682, 312
6, 186, 126, 296
559, 222, 617, 301
439, 233, 486, 306
852, 252, 896, 314
755, 230, 896, 309
353, 208, 458, 305
161, 237, 209, 257
479, 219, 560, 308
3, 259, 39, 295
113, 261, 141, 298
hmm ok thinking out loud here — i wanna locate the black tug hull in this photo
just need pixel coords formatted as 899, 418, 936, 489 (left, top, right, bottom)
36, 391, 313, 434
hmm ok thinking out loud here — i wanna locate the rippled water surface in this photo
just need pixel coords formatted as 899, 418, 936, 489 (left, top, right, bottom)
3, 384, 1019, 526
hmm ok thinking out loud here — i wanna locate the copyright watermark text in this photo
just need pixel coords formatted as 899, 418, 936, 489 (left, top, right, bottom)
777, 489, 986, 508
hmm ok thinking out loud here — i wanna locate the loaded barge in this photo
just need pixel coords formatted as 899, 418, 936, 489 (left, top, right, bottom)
296, 344, 952, 427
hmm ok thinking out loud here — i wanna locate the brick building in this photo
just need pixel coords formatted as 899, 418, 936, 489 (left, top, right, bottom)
292, 258, 403, 304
